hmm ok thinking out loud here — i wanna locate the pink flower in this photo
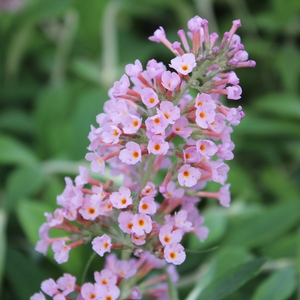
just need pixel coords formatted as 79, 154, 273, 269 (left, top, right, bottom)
174, 210, 193, 232
92, 234, 112, 257
146, 59, 166, 78
131, 233, 146, 245
41, 278, 58, 297
211, 161, 229, 185
172, 117, 193, 138
195, 93, 215, 107
158, 101, 180, 124
187, 15, 203, 32
169, 53, 196, 75
119, 142, 142, 165
140, 88, 160, 108
196, 139, 218, 158
56, 274, 76, 296
94, 269, 117, 286
85, 151, 105, 175
118, 211, 134, 234
163, 181, 184, 199
138, 196, 157, 215
132, 213, 152, 235
52, 240, 70, 264
193, 216, 209, 242
115, 260, 137, 279
109, 186, 132, 209
99, 284, 120, 300
195, 104, 216, 129
184, 146, 200, 163
125, 59, 143, 77
161, 71, 181, 91
141, 181, 157, 196
159, 224, 183, 246
164, 244, 186, 265
226, 85, 242, 100
111, 74, 130, 96
81, 283, 102, 300
178, 164, 201, 187
121, 114, 142, 134
30, 293, 46, 300
147, 135, 169, 155
145, 114, 168, 134
79, 197, 101, 221
75, 166, 89, 187
149, 26, 166, 43
101, 124, 122, 144
219, 184, 231, 207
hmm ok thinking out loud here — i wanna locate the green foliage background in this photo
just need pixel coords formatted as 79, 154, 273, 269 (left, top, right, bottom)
0, 0, 300, 299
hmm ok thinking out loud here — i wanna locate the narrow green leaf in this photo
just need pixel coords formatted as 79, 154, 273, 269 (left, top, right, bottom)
6, 248, 47, 300
196, 258, 266, 300
0, 135, 38, 167
0, 209, 7, 296
225, 202, 300, 248
16, 198, 52, 244
6, 167, 46, 203
252, 266, 296, 300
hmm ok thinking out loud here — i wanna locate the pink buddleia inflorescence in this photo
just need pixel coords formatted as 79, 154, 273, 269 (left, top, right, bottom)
32, 15, 255, 300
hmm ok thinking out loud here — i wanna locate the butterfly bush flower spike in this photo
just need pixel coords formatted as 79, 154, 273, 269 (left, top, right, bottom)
32, 15, 255, 300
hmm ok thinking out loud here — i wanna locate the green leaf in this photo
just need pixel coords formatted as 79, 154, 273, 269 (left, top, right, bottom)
6, 167, 46, 212
196, 258, 266, 300
6, 248, 47, 300
0, 135, 38, 167
16, 198, 52, 244
252, 266, 296, 300
225, 202, 300, 248
0, 209, 7, 295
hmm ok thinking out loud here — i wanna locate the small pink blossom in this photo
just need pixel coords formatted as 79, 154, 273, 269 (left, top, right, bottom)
79, 197, 101, 221
159, 224, 183, 246
81, 283, 102, 300
132, 213, 152, 235
85, 151, 105, 175
109, 186, 132, 209
178, 164, 201, 187
163, 181, 184, 199
195, 104, 216, 129
174, 210, 193, 232
141, 181, 157, 196
131, 233, 146, 245
146, 59, 166, 78
226, 85, 242, 100
115, 260, 137, 279
149, 26, 166, 43
219, 184, 231, 207
101, 124, 122, 144
147, 135, 169, 155
138, 196, 157, 215
121, 114, 142, 134
30, 293, 46, 300
158, 101, 180, 124
195, 93, 215, 107
196, 139, 218, 158
169, 53, 196, 75
172, 117, 193, 138
125, 59, 143, 77
52, 240, 70, 264
56, 274, 76, 296
92, 234, 112, 257
140, 88, 160, 108
75, 166, 89, 187
94, 269, 117, 286
145, 114, 168, 134
119, 142, 142, 165
41, 278, 58, 297
118, 211, 134, 234
164, 244, 186, 265
111, 74, 130, 96
161, 71, 181, 91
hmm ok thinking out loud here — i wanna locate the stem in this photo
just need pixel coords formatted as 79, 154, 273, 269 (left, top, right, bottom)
81, 251, 97, 285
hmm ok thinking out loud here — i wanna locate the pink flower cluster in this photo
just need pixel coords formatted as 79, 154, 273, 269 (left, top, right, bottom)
32, 15, 255, 300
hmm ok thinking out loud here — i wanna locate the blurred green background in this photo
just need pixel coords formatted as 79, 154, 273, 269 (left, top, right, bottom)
1, 0, 300, 299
